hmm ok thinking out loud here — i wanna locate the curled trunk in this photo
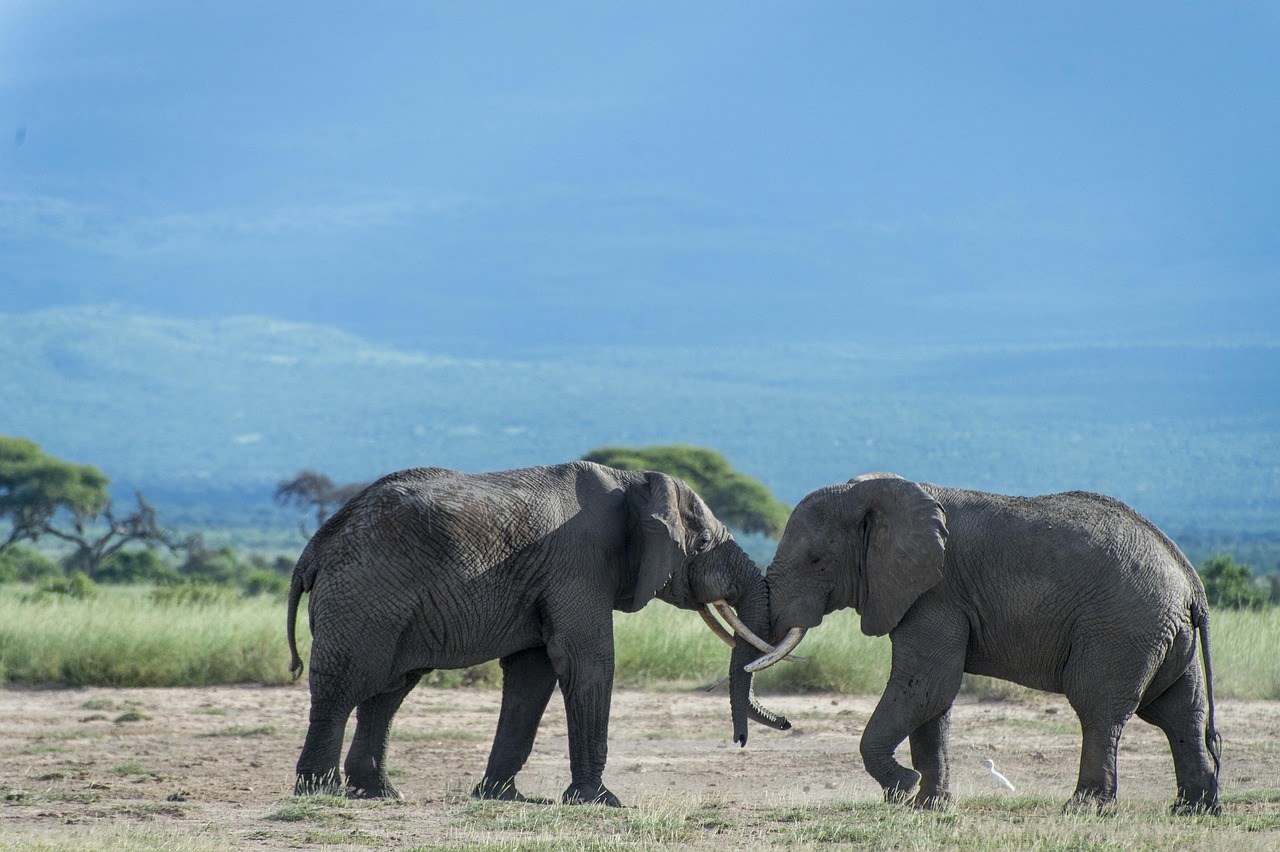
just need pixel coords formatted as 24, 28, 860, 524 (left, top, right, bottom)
727, 575, 791, 745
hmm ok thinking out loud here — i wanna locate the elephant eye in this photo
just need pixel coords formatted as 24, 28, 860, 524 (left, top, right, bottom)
694, 530, 713, 553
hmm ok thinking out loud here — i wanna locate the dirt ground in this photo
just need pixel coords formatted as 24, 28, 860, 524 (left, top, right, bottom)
2, 683, 1276, 849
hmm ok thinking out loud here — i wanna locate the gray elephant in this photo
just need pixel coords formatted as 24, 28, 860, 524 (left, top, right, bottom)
754, 473, 1221, 815
285, 461, 790, 806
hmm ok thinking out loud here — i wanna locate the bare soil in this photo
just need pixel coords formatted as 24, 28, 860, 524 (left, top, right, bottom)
2, 684, 1276, 848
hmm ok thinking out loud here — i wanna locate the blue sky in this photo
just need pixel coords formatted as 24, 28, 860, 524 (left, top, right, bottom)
3, 1, 1277, 352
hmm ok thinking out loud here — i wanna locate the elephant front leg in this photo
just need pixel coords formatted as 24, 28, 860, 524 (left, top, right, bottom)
908, 709, 953, 808
862, 630, 964, 808
473, 646, 558, 804
546, 627, 620, 807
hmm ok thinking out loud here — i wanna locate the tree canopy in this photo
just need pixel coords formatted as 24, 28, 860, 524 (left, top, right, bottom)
1, 436, 110, 552
583, 444, 790, 538
275, 470, 369, 535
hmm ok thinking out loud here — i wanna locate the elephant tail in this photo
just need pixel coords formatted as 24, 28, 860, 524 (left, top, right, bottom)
1194, 603, 1223, 782
287, 551, 318, 681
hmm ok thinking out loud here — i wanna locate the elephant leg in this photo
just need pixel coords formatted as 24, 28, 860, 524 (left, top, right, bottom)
545, 619, 620, 807
1136, 664, 1221, 816
861, 623, 965, 808
343, 672, 424, 799
1067, 719, 1126, 812
295, 683, 357, 795
473, 646, 558, 804
908, 708, 953, 808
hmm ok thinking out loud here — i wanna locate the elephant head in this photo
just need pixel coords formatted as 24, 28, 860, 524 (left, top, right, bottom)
756, 473, 948, 669
630, 471, 791, 744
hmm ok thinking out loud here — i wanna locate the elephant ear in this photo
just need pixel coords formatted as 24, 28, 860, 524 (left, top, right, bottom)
618, 471, 687, 612
842, 475, 948, 637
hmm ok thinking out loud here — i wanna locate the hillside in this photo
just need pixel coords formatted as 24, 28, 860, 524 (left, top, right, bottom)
2, 306, 1277, 566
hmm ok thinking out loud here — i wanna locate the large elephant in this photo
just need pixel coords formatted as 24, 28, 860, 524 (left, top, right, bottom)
755, 473, 1221, 815
285, 461, 790, 806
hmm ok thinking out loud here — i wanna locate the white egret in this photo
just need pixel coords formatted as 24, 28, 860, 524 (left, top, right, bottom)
986, 759, 1015, 792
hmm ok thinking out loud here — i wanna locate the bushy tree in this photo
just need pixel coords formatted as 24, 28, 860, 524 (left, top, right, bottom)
275, 470, 368, 535
0, 437, 109, 553
1199, 554, 1269, 609
582, 445, 790, 538
1, 437, 190, 578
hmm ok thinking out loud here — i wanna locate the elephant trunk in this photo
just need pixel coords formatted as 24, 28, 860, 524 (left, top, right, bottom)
727, 574, 791, 745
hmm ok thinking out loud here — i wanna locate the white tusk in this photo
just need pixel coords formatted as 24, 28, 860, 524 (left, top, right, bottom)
745, 627, 807, 673
710, 600, 807, 663
698, 606, 738, 649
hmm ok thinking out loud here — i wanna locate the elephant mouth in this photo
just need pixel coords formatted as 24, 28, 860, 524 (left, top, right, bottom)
699, 600, 807, 663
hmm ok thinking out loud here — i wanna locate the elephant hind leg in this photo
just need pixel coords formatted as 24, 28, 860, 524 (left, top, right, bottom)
343, 672, 426, 799
1136, 664, 1221, 816
296, 691, 356, 796
1065, 719, 1126, 814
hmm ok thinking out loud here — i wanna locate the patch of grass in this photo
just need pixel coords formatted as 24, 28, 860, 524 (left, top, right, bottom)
263, 796, 354, 825
109, 762, 157, 777
114, 710, 151, 723
4, 788, 102, 805
78, 698, 117, 711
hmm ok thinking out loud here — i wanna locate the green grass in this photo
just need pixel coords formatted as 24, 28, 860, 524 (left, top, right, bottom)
0, 584, 308, 686
1206, 607, 1280, 700
0, 584, 1277, 699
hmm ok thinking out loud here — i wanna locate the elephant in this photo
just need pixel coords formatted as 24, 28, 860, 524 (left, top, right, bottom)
285, 461, 791, 806
754, 473, 1221, 815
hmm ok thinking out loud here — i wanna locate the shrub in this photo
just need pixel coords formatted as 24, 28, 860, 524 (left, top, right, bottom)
95, 549, 182, 585
27, 571, 99, 600
0, 546, 61, 583
1199, 554, 1269, 609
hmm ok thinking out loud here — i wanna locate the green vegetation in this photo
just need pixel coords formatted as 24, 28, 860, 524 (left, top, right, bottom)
1199, 553, 1278, 609
583, 445, 791, 537
2, 586, 1277, 699
0, 584, 305, 686
0, 436, 109, 552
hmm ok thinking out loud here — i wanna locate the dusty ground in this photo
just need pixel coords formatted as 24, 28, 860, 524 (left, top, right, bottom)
1, 683, 1276, 849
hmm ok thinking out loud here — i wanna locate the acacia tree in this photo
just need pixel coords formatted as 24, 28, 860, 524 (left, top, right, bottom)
582, 444, 790, 538
1, 437, 109, 553
0, 437, 189, 577
275, 470, 368, 535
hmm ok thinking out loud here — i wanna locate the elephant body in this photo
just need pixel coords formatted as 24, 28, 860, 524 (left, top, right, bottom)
287, 462, 786, 806
765, 474, 1221, 815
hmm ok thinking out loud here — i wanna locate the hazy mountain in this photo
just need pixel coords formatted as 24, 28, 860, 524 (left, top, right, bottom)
3, 306, 1277, 559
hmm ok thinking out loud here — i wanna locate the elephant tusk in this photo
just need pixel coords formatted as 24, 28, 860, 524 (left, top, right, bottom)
699, 606, 739, 650
745, 628, 807, 673
711, 600, 808, 663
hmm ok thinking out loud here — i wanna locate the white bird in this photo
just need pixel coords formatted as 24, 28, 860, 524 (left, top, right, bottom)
986, 758, 1016, 792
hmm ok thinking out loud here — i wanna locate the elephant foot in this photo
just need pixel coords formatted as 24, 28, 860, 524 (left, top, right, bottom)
879, 767, 922, 805
909, 791, 952, 811
472, 778, 553, 805
295, 770, 345, 797
1063, 790, 1117, 816
1170, 795, 1221, 817
345, 779, 403, 800
562, 782, 622, 807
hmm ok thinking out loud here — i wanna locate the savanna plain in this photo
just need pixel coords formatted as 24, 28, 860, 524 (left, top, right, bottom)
2, 593, 1279, 850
